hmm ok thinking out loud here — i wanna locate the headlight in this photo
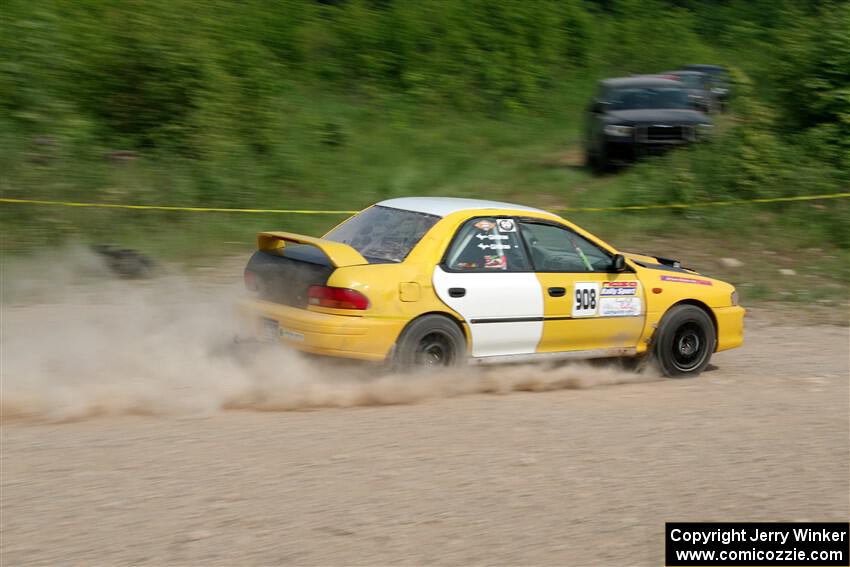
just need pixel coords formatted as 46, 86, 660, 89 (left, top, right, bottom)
603, 125, 634, 137
731, 289, 738, 306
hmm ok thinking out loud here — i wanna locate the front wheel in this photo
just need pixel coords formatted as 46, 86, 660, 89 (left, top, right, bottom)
584, 143, 597, 170
594, 144, 610, 174
653, 305, 716, 378
393, 314, 467, 370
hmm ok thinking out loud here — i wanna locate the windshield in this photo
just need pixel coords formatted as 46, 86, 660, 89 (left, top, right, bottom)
608, 87, 690, 110
324, 205, 439, 263
674, 74, 702, 88
688, 67, 729, 85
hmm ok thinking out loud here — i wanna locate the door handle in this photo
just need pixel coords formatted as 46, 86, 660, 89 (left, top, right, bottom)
548, 287, 566, 297
448, 287, 466, 298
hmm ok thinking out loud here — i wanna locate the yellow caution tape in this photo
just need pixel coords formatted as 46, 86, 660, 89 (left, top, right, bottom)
556, 192, 850, 213
0, 198, 359, 215
1, 192, 848, 215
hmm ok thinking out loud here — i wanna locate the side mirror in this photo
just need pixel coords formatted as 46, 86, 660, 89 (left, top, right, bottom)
591, 100, 608, 113
612, 254, 626, 272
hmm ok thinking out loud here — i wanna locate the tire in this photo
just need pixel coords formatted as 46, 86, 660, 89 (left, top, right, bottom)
594, 145, 610, 174
584, 147, 596, 169
653, 304, 716, 378
393, 314, 467, 370
707, 96, 720, 115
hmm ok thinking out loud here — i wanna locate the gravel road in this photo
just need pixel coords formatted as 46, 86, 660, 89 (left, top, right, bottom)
2, 308, 848, 566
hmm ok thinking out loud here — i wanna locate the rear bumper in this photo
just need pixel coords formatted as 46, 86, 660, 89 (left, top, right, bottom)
235, 297, 404, 362
714, 305, 746, 352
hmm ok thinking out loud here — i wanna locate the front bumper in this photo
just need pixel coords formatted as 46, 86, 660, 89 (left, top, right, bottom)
604, 139, 691, 163
235, 297, 405, 362
714, 305, 746, 352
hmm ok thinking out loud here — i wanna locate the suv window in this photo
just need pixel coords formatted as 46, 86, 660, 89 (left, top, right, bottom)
519, 222, 614, 272
445, 217, 531, 272
325, 205, 439, 263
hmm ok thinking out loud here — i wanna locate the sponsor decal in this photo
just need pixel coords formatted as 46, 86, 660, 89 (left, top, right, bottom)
477, 243, 512, 250
600, 281, 638, 296
262, 318, 279, 342
599, 296, 642, 317
263, 321, 306, 343
484, 255, 507, 269
496, 219, 516, 233
475, 233, 509, 240
572, 282, 599, 317
474, 220, 495, 231
280, 328, 305, 342
660, 275, 713, 286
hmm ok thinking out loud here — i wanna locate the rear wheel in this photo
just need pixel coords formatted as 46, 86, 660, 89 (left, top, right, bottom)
653, 305, 716, 378
393, 315, 467, 370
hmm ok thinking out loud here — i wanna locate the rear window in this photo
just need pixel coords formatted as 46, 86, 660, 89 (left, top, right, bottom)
324, 205, 439, 263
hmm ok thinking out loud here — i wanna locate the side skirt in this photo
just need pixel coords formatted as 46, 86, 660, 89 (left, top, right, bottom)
469, 347, 637, 366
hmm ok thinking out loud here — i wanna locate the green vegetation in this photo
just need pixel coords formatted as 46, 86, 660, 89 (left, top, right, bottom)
1, 1, 848, 306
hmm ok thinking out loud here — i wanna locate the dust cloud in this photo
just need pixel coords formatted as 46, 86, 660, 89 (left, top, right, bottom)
1, 247, 657, 422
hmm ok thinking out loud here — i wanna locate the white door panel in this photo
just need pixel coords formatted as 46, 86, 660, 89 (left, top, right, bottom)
433, 266, 543, 357
467, 321, 544, 358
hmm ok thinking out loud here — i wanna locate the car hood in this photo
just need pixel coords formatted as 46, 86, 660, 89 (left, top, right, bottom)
623, 251, 703, 276
605, 109, 710, 125
623, 251, 736, 301
623, 251, 687, 268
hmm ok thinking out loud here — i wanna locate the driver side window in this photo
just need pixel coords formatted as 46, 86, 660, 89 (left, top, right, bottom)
519, 222, 614, 272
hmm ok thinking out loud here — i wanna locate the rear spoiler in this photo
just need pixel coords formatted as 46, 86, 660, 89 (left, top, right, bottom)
257, 231, 368, 268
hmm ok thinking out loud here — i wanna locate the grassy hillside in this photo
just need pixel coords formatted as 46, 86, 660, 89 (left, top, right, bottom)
1, 1, 848, 308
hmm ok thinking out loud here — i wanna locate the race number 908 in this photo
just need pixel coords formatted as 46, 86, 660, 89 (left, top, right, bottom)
571, 282, 599, 317
576, 288, 596, 309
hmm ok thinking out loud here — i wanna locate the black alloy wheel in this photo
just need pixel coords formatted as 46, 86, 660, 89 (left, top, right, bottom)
414, 331, 456, 367
393, 314, 467, 370
654, 304, 716, 378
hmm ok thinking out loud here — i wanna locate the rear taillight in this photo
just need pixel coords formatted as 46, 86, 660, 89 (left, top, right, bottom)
307, 285, 369, 310
244, 268, 258, 292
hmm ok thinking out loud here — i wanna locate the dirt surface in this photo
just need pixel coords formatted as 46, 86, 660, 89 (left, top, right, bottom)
2, 305, 848, 566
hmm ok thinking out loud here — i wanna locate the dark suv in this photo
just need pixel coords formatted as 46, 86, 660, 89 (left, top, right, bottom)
683, 64, 732, 108
660, 70, 718, 114
584, 77, 713, 171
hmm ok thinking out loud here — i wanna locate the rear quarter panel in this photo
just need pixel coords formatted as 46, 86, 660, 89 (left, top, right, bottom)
320, 216, 469, 348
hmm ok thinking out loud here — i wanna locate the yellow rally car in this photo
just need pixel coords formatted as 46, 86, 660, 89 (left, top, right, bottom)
236, 197, 744, 377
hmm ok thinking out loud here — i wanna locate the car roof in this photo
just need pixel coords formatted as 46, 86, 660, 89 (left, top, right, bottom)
600, 76, 684, 89
684, 64, 727, 72
376, 197, 549, 218
665, 70, 706, 77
